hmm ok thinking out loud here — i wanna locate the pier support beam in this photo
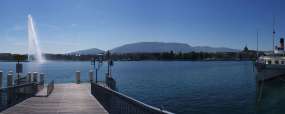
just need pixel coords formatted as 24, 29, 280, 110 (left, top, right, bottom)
76, 71, 80, 84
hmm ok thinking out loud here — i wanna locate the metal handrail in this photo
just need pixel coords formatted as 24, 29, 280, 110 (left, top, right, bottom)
1, 83, 37, 90
47, 80, 54, 96
0, 83, 38, 111
91, 82, 174, 114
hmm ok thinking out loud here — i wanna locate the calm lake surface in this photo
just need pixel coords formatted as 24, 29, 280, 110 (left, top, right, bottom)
0, 61, 281, 114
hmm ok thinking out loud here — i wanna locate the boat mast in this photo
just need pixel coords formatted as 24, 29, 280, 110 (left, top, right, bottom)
273, 17, 276, 56
257, 31, 259, 58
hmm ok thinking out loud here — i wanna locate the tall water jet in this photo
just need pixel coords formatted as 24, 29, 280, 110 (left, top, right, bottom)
27, 14, 45, 63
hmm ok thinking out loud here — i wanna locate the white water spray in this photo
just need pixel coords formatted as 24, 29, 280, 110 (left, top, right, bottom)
27, 14, 45, 63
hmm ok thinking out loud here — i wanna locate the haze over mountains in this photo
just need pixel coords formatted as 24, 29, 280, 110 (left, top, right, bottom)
68, 42, 239, 55
68, 48, 105, 55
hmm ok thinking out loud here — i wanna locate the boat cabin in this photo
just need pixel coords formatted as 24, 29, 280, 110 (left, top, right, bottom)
258, 56, 285, 65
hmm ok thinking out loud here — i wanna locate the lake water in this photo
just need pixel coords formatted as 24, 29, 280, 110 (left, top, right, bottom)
0, 61, 281, 114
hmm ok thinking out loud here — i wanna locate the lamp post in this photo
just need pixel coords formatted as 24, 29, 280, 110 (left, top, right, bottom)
90, 54, 104, 84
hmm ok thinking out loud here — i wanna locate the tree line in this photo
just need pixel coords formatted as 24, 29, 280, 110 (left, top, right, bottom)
0, 50, 258, 62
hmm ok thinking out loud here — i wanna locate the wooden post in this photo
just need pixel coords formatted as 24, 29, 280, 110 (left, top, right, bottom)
7, 73, 13, 87
89, 70, 94, 82
76, 71, 80, 84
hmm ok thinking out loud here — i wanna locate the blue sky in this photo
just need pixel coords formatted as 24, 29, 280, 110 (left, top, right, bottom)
0, 0, 284, 54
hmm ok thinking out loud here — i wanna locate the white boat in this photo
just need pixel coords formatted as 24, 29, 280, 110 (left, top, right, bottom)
255, 25, 285, 82
255, 55, 285, 81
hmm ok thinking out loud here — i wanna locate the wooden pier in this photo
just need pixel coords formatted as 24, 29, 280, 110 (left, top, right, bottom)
0, 83, 108, 114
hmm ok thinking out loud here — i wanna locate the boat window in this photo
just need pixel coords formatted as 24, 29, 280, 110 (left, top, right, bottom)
268, 60, 271, 64
275, 60, 279, 64
282, 61, 285, 64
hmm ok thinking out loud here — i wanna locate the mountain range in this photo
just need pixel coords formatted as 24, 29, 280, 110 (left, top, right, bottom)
67, 42, 239, 55
68, 48, 105, 55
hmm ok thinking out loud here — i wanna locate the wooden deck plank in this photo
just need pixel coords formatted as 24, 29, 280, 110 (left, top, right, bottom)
0, 83, 108, 114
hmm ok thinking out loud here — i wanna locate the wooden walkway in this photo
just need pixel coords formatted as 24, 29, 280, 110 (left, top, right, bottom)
0, 83, 108, 114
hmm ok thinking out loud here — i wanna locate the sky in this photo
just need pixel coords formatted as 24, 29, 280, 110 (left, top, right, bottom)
0, 0, 285, 54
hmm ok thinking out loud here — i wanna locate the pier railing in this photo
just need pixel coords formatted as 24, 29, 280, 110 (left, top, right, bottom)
0, 83, 38, 111
47, 80, 54, 96
91, 82, 173, 114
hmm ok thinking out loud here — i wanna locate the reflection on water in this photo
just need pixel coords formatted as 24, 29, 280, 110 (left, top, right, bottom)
256, 77, 285, 114
2, 61, 285, 114
0, 61, 108, 86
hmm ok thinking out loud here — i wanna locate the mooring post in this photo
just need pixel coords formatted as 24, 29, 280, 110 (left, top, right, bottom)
7, 73, 14, 105
33, 72, 38, 83
89, 70, 94, 82
0, 71, 2, 104
95, 68, 98, 83
7, 73, 13, 87
40, 73, 44, 84
8, 70, 13, 75
27, 72, 32, 83
76, 71, 80, 84
16, 59, 23, 85
0, 71, 2, 88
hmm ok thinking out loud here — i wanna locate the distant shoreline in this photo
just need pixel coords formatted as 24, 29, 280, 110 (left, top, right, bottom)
0, 59, 254, 62
0, 50, 258, 62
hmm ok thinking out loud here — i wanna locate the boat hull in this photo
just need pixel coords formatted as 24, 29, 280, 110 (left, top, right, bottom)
255, 63, 285, 82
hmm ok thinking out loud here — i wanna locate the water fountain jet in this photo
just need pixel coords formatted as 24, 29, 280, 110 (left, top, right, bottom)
27, 14, 45, 63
